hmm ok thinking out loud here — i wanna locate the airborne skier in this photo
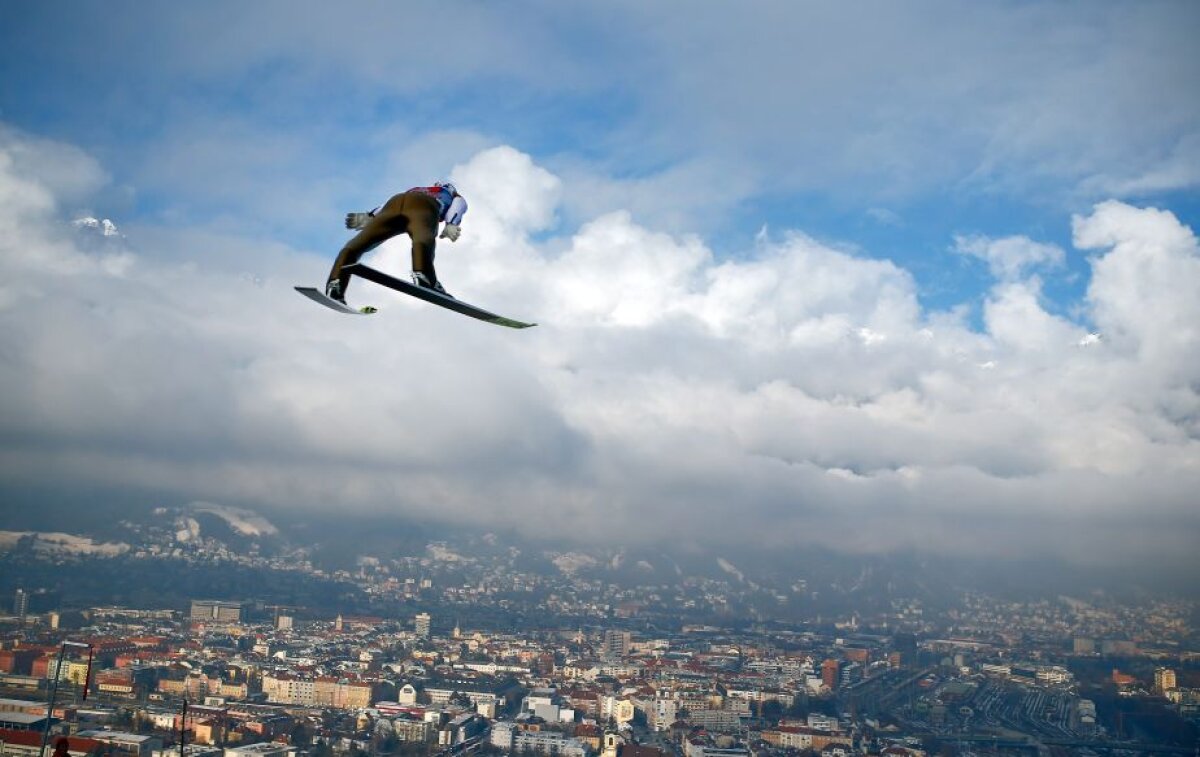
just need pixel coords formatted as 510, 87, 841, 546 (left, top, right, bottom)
325, 181, 467, 303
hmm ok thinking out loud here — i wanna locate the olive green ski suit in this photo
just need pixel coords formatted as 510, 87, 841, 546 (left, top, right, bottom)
326, 190, 442, 297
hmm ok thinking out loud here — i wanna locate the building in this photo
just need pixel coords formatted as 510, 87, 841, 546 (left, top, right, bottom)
0, 700, 46, 715
490, 721, 515, 750
0, 730, 102, 757
686, 709, 741, 732
1101, 639, 1137, 656
0, 650, 41, 675
96, 670, 137, 698
151, 747, 222, 757
190, 601, 242, 623
395, 683, 420, 706
1036, 666, 1073, 686
892, 632, 918, 665
414, 613, 431, 639
601, 695, 636, 725
0, 712, 54, 732
521, 688, 575, 723
44, 657, 93, 687
425, 682, 502, 711
75, 730, 163, 757
392, 717, 433, 743
313, 677, 372, 709
13, 589, 28, 622
821, 659, 840, 691
439, 713, 486, 746
1073, 699, 1097, 734
260, 673, 372, 708
222, 744, 295, 757
807, 713, 840, 732
604, 630, 633, 659
683, 738, 750, 757
1155, 667, 1177, 694
651, 696, 678, 731
765, 726, 812, 750
565, 689, 601, 719
492, 722, 589, 757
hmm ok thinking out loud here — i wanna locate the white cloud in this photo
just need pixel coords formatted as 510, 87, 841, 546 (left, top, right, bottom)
451, 146, 562, 238
1, 130, 1197, 570
954, 234, 1066, 281
983, 279, 1082, 354
1076, 200, 1200, 362
0, 124, 108, 209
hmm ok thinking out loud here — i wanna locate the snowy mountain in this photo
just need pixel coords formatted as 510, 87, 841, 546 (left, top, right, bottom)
0, 530, 130, 557
71, 216, 121, 237
188, 502, 279, 537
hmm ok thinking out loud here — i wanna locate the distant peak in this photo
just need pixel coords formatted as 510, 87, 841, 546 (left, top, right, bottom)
71, 216, 121, 237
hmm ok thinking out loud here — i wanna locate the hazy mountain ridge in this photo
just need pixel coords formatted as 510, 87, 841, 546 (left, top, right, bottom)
1, 500, 1192, 618
0, 530, 131, 557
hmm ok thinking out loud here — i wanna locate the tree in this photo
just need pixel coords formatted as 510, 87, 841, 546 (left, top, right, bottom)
292, 722, 314, 748
786, 693, 809, 719
761, 699, 785, 723
379, 733, 399, 754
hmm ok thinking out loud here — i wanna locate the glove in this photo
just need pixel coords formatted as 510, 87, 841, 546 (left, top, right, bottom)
440, 223, 462, 242
345, 212, 372, 230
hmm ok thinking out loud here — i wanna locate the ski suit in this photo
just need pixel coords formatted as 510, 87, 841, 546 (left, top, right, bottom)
327, 185, 467, 296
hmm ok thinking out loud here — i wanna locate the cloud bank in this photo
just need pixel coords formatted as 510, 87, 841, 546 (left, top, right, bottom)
5, 2, 1198, 240
0, 129, 1197, 571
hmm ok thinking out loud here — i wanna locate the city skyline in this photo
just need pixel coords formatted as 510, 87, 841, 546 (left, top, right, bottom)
1, 3, 1199, 576
0, 578, 1195, 753
2, 496, 1198, 754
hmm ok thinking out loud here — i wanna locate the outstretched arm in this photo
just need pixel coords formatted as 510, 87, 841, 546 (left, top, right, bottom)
439, 195, 468, 241
444, 195, 467, 226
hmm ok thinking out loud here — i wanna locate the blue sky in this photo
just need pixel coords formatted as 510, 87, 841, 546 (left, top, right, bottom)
1, 1, 1198, 570
6, 1, 1196, 313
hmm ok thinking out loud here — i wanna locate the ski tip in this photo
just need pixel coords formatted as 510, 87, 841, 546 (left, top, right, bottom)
491, 317, 537, 329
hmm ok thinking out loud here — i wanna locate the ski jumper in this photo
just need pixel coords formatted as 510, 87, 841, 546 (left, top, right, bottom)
327, 185, 467, 296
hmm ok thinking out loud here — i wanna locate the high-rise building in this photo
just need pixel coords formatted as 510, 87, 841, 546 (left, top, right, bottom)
190, 600, 242, 623
276, 614, 294, 631
821, 659, 841, 691
892, 632, 918, 666
13, 589, 28, 621
414, 612, 431, 639
603, 630, 632, 659
1155, 667, 1177, 694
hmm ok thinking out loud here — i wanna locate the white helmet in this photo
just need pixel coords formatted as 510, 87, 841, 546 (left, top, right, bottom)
436, 181, 458, 196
